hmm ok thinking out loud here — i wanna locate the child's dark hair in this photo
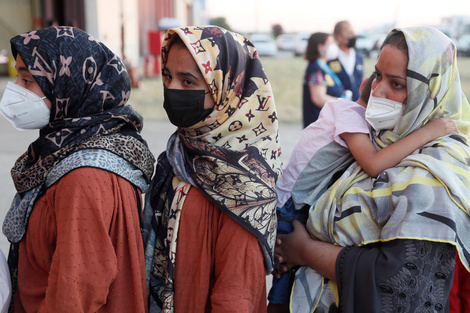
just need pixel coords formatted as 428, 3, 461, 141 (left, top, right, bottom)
359, 72, 376, 104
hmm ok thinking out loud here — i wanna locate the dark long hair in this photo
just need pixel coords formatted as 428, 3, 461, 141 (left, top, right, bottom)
305, 32, 329, 61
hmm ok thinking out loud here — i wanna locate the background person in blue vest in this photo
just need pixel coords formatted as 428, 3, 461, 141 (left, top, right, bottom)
302, 32, 346, 128
328, 20, 364, 101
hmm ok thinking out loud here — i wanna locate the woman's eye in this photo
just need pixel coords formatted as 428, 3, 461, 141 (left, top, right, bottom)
393, 81, 405, 89
183, 80, 194, 86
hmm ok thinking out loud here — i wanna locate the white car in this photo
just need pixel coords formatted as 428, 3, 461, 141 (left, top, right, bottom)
250, 33, 278, 57
457, 34, 470, 57
356, 33, 386, 58
276, 33, 296, 51
294, 32, 310, 57
356, 34, 376, 57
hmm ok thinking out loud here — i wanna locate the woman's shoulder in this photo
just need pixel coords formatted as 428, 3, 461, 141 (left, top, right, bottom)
306, 61, 322, 72
186, 186, 212, 203
60, 166, 113, 178
46, 148, 148, 193
53, 167, 129, 192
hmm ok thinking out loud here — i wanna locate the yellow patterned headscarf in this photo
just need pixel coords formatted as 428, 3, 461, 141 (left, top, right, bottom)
291, 26, 470, 312
375, 27, 470, 146
143, 25, 282, 312
308, 26, 470, 262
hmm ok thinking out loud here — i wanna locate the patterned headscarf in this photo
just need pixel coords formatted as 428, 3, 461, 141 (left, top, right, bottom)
292, 26, 470, 312
143, 25, 282, 312
163, 26, 282, 171
9, 26, 154, 193
374, 26, 470, 146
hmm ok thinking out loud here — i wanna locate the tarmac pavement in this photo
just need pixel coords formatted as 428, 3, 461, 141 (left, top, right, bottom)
0, 76, 303, 260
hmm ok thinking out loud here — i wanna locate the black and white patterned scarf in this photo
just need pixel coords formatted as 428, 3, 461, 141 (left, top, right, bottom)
9, 26, 154, 194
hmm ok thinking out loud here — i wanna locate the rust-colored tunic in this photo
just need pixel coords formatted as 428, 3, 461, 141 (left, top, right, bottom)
15, 168, 148, 313
174, 187, 267, 313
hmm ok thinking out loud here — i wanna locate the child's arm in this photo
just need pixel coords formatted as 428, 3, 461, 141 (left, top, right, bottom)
340, 118, 458, 177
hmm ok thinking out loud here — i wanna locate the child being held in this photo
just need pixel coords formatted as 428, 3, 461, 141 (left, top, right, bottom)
268, 73, 458, 311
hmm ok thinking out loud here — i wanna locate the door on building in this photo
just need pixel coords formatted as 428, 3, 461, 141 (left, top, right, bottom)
43, 0, 85, 29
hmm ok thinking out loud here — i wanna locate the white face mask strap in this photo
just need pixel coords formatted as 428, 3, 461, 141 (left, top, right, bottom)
34, 96, 47, 102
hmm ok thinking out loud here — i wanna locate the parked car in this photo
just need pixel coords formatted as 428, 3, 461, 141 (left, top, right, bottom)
356, 34, 376, 57
276, 33, 296, 51
294, 32, 310, 57
457, 34, 470, 57
250, 33, 278, 57
356, 33, 386, 58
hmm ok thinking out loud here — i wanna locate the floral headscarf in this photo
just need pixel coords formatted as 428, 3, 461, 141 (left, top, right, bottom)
162, 26, 282, 171
143, 25, 282, 312
9, 26, 154, 193
3, 26, 155, 310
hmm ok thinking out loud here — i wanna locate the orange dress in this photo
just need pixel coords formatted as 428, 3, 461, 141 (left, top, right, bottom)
15, 167, 148, 313
174, 187, 267, 313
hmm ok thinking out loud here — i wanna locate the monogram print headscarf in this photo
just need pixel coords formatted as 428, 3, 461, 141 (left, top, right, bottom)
143, 25, 282, 312
9, 26, 154, 193
3, 27, 155, 310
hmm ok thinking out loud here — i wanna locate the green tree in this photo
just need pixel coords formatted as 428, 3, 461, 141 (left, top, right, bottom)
272, 24, 284, 38
209, 17, 232, 31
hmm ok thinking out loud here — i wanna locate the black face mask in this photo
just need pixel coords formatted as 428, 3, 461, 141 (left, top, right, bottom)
347, 36, 357, 48
163, 87, 213, 128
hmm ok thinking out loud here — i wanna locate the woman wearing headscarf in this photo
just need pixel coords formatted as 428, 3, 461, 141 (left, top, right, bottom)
142, 26, 282, 312
275, 26, 470, 312
0, 27, 155, 312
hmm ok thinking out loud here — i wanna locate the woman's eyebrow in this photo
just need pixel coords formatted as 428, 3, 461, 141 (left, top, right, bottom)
176, 71, 199, 81
387, 73, 406, 81
162, 67, 200, 81
17, 66, 29, 74
375, 65, 406, 81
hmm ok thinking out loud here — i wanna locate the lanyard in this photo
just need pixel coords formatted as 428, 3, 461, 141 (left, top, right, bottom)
316, 59, 343, 87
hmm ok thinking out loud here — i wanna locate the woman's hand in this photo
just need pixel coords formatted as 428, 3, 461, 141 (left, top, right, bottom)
273, 220, 342, 282
274, 220, 311, 276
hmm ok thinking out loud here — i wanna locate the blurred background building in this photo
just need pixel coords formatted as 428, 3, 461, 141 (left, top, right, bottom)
0, 0, 208, 78
0, 0, 470, 79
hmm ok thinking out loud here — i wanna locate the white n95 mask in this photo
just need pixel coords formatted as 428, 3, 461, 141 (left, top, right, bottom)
325, 43, 339, 60
365, 95, 404, 131
0, 82, 50, 131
